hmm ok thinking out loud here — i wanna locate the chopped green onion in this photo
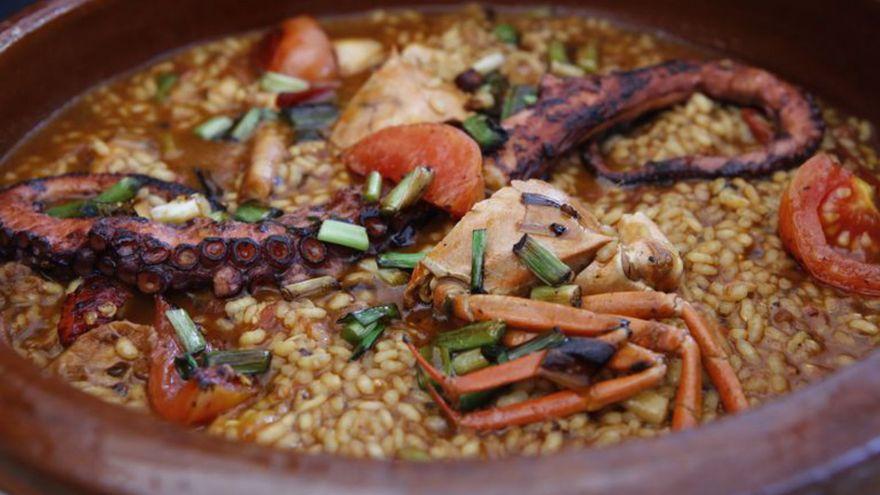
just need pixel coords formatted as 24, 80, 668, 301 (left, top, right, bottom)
436, 321, 506, 352
513, 234, 573, 286
233, 200, 280, 223
530, 284, 582, 307
284, 103, 338, 141
204, 349, 272, 374
416, 345, 452, 390
208, 210, 230, 222
317, 219, 369, 251
165, 308, 206, 355
173, 353, 199, 380
501, 85, 538, 120
95, 177, 142, 203
194, 116, 234, 140
349, 321, 386, 360
46, 200, 89, 218
452, 348, 491, 375
502, 328, 567, 363
379, 167, 434, 216
260, 71, 310, 93
229, 108, 263, 142
461, 114, 508, 152
155, 72, 178, 102
341, 320, 371, 345
377, 268, 410, 286
458, 390, 497, 411
575, 40, 600, 73
377, 251, 426, 270
548, 40, 570, 64
363, 170, 382, 202
493, 24, 519, 45
339, 303, 400, 327
470, 228, 487, 293
281, 276, 339, 300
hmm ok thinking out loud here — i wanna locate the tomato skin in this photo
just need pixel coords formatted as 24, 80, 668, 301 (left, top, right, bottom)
342, 123, 485, 218
255, 16, 338, 83
779, 153, 880, 296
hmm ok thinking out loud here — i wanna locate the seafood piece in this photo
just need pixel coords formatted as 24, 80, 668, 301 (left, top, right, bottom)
330, 49, 468, 149
254, 15, 338, 83
486, 59, 824, 186
57, 276, 133, 346
0, 173, 430, 298
239, 123, 289, 202
575, 211, 683, 294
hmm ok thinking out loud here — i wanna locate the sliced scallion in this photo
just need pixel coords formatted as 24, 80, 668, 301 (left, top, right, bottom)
502, 328, 567, 363
530, 284, 582, 307
471, 228, 487, 293
377, 251, 426, 270
501, 85, 538, 120
339, 303, 400, 327
46, 177, 142, 218
46, 200, 88, 218
436, 321, 506, 352
349, 321, 386, 360
548, 40, 570, 64
229, 107, 263, 142
194, 116, 234, 141
260, 71, 310, 93
461, 114, 508, 152
341, 320, 371, 345
281, 276, 339, 300
493, 24, 519, 45
165, 308, 206, 355
379, 167, 434, 216
173, 353, 199, 380
458, 390, 497, 411
317, 219, 369, 251
363, 170, 382, 202
233, 200, 280, 223
205, 349, 271, 374
513, 234, 573, 286
284, 103, 339, 141
452, 348, 491, 375
95, 177, 142, 203
575, 40, 600, 73
155, 72, 178, 102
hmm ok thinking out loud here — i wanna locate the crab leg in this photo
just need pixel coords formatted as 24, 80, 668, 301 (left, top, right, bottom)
581, 291, 749, 413
452, 294, 627, 334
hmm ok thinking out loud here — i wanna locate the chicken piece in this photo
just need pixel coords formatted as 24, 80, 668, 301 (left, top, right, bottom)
330, 49, 468, 149
333, 38, 385, 77
405, 180, 613, 306
239, 123, 290, 202
575, 212, 683, 294
50, 321, 156, 408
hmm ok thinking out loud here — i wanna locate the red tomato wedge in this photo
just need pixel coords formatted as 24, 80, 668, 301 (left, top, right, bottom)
254, 16, 338, 83
342, 123, 485, 218
779, 153, 880, 296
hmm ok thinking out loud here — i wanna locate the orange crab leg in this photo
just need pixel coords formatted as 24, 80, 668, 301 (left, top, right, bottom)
581, 291, 748, 413
452, 294, 626, 335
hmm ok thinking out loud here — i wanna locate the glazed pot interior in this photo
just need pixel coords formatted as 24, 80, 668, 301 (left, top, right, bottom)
1, 1, 880, 494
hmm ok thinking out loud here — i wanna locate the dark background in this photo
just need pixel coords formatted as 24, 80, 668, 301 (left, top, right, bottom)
1, 0, 36, 20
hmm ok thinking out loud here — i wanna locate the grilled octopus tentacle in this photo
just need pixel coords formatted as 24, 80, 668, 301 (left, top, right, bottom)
0, 173, 430, 297
485, 59, 824, 185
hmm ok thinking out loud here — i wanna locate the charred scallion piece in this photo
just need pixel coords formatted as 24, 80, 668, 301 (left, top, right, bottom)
379, 167, 434, 215
229, 107, 263, 142
493, 23, 519, 45
317, 219, 369, 251
205, 349, 272, 374
46, 177, 142, 218
470, 229, 487, 293
349, 321, 386, 361
501, 328, 567, 363
363, 170, 382, 202
260, 71, 309, 93
461, 114, 508, 152
436, 321, 506, 352
452, 348, 491, 375
341, 320, 372, 346
501, 85, 538, 120
194, 116, 234, 140
339, 303, 400, 327
281, 276, 339, 300
95, 177, 143, 203
174, 353, 199, 380
530, 284, 582, 307
45, 200, 89, 219
513, 234, 573, 286
155, 72, 178, 102
233, 201, 281, 223
165, 308, 206, 355
576, 40, 600, 73
341, 304, 400, 358
377, 251, 426, 270
284, 103, 338, 141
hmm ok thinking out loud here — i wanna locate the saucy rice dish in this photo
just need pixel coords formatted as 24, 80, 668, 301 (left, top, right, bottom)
1, 5, 878, 460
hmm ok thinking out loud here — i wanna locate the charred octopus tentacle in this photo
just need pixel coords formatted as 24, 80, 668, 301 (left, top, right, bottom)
485, 59, 824, 185
0, 173, 430, 297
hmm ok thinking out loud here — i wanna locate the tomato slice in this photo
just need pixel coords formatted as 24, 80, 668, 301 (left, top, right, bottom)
779, 153, 880, 296
254, 16, 338, 83
342, 123, 485, 218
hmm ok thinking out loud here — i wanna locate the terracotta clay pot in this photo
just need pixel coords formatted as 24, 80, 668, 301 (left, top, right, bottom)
1, 1, 880, 494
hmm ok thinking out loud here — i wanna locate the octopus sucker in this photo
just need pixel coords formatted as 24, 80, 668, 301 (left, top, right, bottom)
486, 59, 825, 185
0, 173, 427, 297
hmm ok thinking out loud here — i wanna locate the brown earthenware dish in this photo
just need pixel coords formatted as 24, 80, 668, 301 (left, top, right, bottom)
1, 1, 880, 494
